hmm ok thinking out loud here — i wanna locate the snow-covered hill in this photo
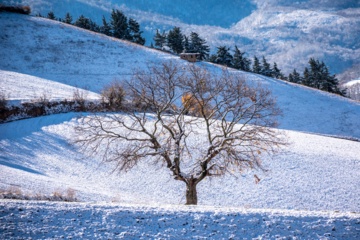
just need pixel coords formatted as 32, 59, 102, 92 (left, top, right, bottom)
1, 113, 360, 211
0, 11, 360, 238
4, 0, 359, 80
1, 13, 360, 139
0, 70, 100, 102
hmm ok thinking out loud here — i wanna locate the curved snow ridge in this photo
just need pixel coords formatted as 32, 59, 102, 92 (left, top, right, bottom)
0, 70, 100, 101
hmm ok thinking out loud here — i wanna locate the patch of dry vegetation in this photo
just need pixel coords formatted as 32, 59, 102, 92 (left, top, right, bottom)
0, 186, 78, 202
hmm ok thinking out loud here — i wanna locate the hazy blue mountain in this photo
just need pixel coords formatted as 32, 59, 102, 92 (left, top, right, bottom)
106, 0, 256, 27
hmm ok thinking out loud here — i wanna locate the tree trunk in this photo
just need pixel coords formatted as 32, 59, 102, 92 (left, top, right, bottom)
185, 179, 198, 205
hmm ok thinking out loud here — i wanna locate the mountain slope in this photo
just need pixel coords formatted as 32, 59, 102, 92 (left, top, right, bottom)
6, 0, 360, 79
0, 13, 180, 94
1, 13, 360, 139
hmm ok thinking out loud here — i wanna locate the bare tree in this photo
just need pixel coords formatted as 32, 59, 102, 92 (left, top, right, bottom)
101, 80, 126, 110
76, 62, 286, 205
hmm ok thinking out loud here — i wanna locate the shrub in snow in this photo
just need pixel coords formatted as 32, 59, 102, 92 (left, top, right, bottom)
0, 187, 78, 202
0, 99, 102, 123
50, 188, 77, 202
72, 89, 88, 111
101, 81, 126, 111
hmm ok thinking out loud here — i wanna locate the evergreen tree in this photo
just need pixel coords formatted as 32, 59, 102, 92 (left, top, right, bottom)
74, 15, 92, 30
214, 46, 233, 67
63, 12, 72, 24
303, 58, 345, 96
167, 27, 184, 54
288, 69, 302, 83
325, 73, 346, 96
128, 18, 145, 45
320, 66, 334, 92
307, 58, 321, 88
188, 32, 210, 60
261, 56, 272, 76
317, 61, 344, 95
252, 56, 262, 74
73, 14, 99, 32
271, 62, 283, 79
101, 16, 111, 36
89, 19, 100, 32
232, 46, 251, 72
183, 36, 190, 53
47, 11, 56, 20
305, 58, 328, 89
110, 9, 129, 39
208, 54, 217, 63
303, 67, 311, 86
288, 73, 294, 83
153, 29, 167, 49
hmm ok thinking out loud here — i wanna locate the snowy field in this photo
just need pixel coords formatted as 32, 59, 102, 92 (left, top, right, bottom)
1, 200, 359, 239
1, 113, 360, 211
1, 13, 360, 239
0, 70, 100, 102
1, 115, 359, 238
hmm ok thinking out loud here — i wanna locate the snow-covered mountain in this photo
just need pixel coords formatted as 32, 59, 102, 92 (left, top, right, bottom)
0, 10, 360, 237
3, 0, 359, 82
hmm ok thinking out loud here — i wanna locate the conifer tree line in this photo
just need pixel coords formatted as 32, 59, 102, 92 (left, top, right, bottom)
153, 27, 210, 61
152, 26, 345, 96
41, 11, 345, 97
288, 58, 345, 96
41, 10, 145, 45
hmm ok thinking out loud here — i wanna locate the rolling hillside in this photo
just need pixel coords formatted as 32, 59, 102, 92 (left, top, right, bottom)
0, 12, 360, 238
5, 0, 360, 80
1, 13, 360, 138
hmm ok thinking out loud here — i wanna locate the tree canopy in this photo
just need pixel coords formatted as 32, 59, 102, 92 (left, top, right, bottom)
303, 58, 345, 96
167, 27, 184, 54
232, 46, 251, 72
110, 9, 130, 40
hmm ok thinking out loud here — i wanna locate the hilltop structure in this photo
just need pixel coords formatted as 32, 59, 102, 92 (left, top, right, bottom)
180, 53, 199, 62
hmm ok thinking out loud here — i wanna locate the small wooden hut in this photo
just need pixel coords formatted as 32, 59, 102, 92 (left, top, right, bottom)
180, 53, 200, 62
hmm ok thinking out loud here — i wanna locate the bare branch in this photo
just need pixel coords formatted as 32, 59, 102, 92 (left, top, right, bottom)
74, 61, 287, 205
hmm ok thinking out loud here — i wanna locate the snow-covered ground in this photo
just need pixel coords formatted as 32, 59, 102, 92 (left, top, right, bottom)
1, 113, 359, 211
1, 12, 360, 238
0, 70, 100, 102
1, 200, 359, 239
